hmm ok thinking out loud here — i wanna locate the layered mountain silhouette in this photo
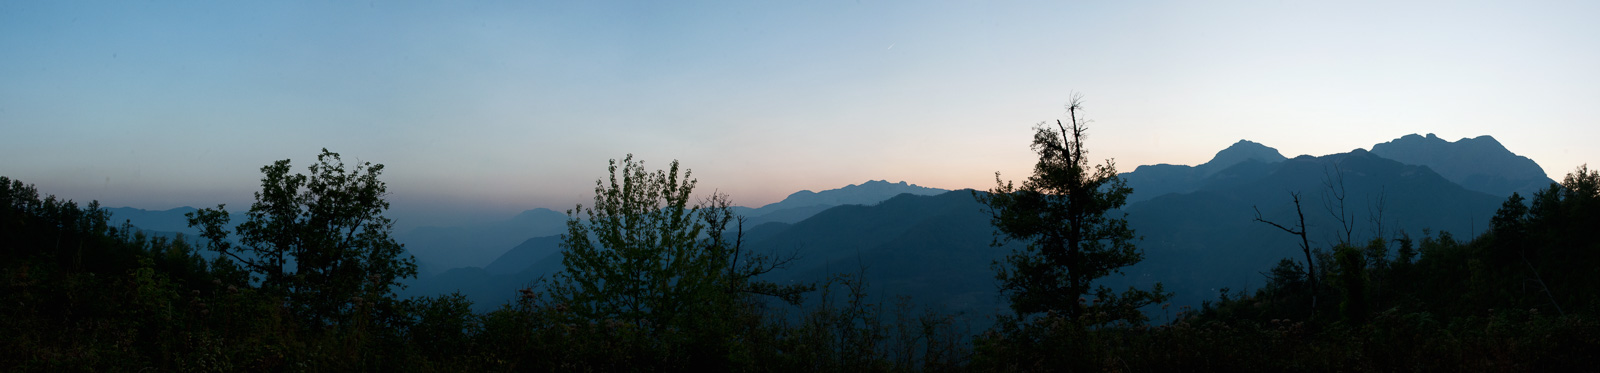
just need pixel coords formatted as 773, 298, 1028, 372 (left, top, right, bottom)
103, 206, 251, 236
416, 179, 945, 273
1370, 133, 1555, 198
1122, 140, 1287, 203
456, 135, 1534, 314
402, 180, 950, 308
484, 235, 563, 275
104, 206, 204, 233
463, 149, 1515, 315
751, 147, 1508, 312
731, 180, 948, 226
106, 134, 1553, 317
1123, 149, 1502, 307
398, 208, 568, 274
105, 180, 947, 282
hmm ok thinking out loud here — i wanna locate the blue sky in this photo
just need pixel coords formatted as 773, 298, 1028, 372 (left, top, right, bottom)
3, 1, 1596, 228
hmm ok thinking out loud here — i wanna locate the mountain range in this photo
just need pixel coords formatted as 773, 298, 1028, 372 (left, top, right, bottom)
104, 134, 1556, 317
1370, 133, 1555, 198
1122, 139, 1288, 203
103, 179, 948, 277
400, 180, 951, 309
451, 134, 1537, 314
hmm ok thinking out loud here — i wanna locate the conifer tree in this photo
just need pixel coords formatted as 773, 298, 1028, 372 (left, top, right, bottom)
975, 95, 1167, 323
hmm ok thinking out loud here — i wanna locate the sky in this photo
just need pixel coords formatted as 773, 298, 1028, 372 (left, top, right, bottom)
3, 1, 1597, 229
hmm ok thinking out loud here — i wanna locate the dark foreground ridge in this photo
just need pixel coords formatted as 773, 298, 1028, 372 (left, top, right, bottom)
7, 132, 1598, 371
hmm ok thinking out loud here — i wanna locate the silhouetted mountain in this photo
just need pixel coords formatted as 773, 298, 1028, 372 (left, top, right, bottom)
484, 235, 562, 275
1125, 149, 1503, 307
1123, 140, 1287, 202
731, 146, 1498, 314
103, 206, 253, 236
1370, 133, 1555, 198
398, 208, 568, 274
1198, 139, 1289, 176
402, 245, 562, 313
782, 149, 1498, 312
431, 190, 995, 313
402, 266, 505, 312
745, 191, 1015, 316
735, 180, 947, 225
389, 135, 1565, 319
413, 147, 1511, 316
104, 206, 201, 233
414, 181, 951, 308
417, 180, 944, 276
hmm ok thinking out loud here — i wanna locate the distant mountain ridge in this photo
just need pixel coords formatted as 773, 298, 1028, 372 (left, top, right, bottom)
410, 180, 952, 309
733, 180, 947, 226
478, 180, 944, 271
104, 179, 950, 279
1123, 140, 1288, 202
1124, 134, 1553, 203
1370, 133, 1555, 198
398, 208, 568, 274
106, 134, 1555, 317
1125, 148, 1502, 306
103, 206, 250, 235
756, 180, 947, 210
461, 147, 1508, 316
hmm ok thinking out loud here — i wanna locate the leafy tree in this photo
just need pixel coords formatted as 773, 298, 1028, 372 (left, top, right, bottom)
974, 96, 1167, 323
698, 192, 813, 304
551, 154, 714, 335
1394, 231, 1416, 267
1491, 193, 1530, 258
549, 154, 809, 339
1333, 243, 1367, 324
187, 148, 416, 326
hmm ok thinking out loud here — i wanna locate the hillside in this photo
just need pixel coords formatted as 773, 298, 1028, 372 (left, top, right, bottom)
398, 208, 569, 274
1370, 133, 1555, 198
415, 143, 1523, 315
1123, 140, 1287, 203
1124, 149, 1503, 307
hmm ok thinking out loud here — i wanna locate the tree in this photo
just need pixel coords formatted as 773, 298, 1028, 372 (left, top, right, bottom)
1492, 192, 1564, 316
549, 154, 809, 336
1254, 192, 1319, 312
1333, 243, 1367, 324
975, 96, 1167, 323
187, 148, 416, 326
1321, 163, 1356, 246
698, 192, 812, 305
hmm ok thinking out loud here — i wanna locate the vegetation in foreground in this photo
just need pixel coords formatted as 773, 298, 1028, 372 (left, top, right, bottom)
5, 115, 1600, 371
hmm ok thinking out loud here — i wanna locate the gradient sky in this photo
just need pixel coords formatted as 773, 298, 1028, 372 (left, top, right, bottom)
3, 1, 1597, 229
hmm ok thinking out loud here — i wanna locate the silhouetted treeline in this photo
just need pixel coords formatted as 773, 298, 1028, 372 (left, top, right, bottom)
6, 161, 1600, 371
1166, 165, 1600, 371
0, 167, 969, 372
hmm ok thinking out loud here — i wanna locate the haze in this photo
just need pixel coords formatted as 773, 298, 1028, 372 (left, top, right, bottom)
3, 1, 1596, 229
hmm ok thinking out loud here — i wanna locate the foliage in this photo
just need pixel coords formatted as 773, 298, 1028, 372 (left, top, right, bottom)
7, 156, 1600, 371
4, 161, 969, 371
1332, 243, 1367, 324
550, 154, 715, 336
975, 97, 1167, 324
187, 148, 417, 328
547, 154, 815, 367
977, 307, 1600, 372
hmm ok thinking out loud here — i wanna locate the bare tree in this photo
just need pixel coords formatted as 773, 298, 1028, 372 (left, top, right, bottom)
1364, 187, 1390, 304
1366, 186, 1387, 244
1254, 191, 1318, 311
1322, 163, 1356, 246
701, 192, 812, 304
